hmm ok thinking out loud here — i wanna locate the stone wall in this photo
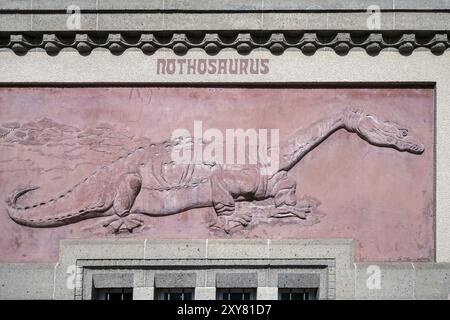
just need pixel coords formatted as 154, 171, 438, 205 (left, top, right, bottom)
0, 0, 449, 299
1, 239, 449, 300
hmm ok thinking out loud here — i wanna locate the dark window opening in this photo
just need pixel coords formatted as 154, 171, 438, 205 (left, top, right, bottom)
216, 288, 256, 300
278, 288, 318, 300
94, 288, 133, 300
155, 288, 194, 300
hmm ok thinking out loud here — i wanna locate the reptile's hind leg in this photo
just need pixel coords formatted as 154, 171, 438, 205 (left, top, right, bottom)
209, 172, 255, 233
103, 173, 143, 233
209, 172, 251, 233
211, 179, 235, 216
267, 171, 312, 219
269, 171, 297, 207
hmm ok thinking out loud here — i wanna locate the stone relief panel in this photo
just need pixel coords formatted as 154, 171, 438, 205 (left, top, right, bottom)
0, 87, 434, 262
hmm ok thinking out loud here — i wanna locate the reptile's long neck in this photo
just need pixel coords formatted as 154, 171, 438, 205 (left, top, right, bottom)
277, 109, 360, 172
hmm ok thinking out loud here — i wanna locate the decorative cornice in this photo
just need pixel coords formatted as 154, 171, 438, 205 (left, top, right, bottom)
1, 31, 449, 56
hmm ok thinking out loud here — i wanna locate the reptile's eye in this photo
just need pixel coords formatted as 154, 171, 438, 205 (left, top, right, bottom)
400, 129, 408, 137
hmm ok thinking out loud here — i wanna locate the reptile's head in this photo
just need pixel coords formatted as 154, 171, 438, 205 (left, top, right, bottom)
355, 114, 425, 154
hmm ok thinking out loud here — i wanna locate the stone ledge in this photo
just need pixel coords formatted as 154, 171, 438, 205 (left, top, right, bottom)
58, 239, 354, 263
1, 0, 450, 12
1, 12, 450, 31
1, 249, 449, 299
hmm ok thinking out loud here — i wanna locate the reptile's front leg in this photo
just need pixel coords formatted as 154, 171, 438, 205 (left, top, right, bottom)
103, 213, 144, 233
103, 173, 143, 233
270, 196, 320, 219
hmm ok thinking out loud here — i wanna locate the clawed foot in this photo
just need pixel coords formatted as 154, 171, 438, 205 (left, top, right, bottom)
210, 210, 253, 234
209, 197, 320, 233
103, 213, 144, 233
270, 197, 319, 219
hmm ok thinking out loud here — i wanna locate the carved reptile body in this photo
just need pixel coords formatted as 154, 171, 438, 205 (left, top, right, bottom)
6, 108, 425, 233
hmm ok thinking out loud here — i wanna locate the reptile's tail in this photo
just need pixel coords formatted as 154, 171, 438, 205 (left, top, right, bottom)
6, 185, 110, 228
6, 186, 51, 226
7, 186, 39, 207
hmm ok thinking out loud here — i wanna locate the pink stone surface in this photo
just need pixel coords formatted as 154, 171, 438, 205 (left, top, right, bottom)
0, 87, 434, 262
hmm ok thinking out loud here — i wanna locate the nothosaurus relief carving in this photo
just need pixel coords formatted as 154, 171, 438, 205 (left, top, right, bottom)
6, 108, 424, 233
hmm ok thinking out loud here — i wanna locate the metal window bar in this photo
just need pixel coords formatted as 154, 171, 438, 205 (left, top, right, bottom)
216, 288, 256, 300
95, 288, 133, 300
278, 288, 318, 300
156, 288, 194, 300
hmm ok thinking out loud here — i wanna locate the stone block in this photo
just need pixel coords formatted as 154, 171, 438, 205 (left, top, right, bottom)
133, 287, 154, 300
97, 13, 164, 31
32, 0, 97, 10
195, 287, 216, 300
268, 239, 354, 268
144, 239, 206, 259
414, 263, 450, 299
98, 0, 163, 10
59, 239, 145, 263
335, 266, 356, 300
154, 272, 197, 288
256, 287, 278, 300
0, 263, 55, 299
262, 13, 327, 30
0, 0, 32, 10
31, 13, 97, 31
164, 0, 262, 11
216, 272, 258, 288
355, 263, 414, 299
263, 0, 394, 11
207, 239, 268, 259
278, 273, 321, 288
92, 273, 134, 288
0, 14, 31, 31
394, 13, 450, 30
164, 13, 262, 30
327, 12, 395, 30
395, 0, 450, 10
